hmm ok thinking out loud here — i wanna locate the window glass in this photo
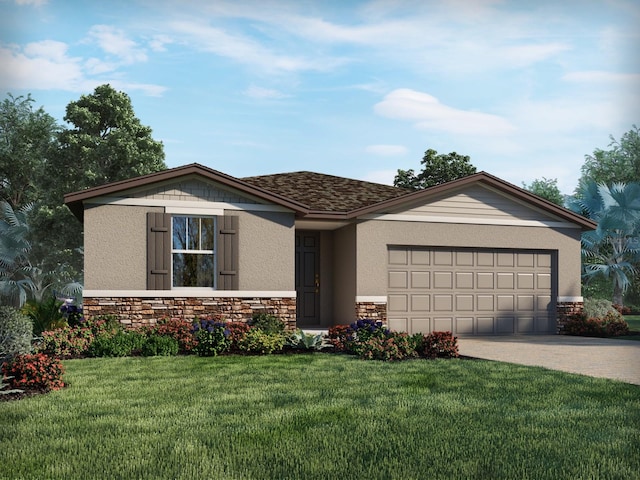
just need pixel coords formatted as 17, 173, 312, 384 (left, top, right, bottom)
172, 216, 215, 288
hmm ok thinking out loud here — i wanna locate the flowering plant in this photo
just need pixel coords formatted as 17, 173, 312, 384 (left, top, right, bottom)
192, 319, 231, 356
2, 353, 65, 391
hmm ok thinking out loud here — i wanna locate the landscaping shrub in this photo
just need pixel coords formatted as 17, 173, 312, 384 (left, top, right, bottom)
583, 298, 616, 319
192, 319, 231, 356
59, 301, 83, 327
355, 332, 418, 361
420, 331, 459, 359
286, 329, 324, 351
327, 325, 351, 352
564, 311, 629, 338
613, 304, 632, 315
249, 313, 286, 334
35, 317, 121, 358
88, 330, 147, 357
348, 319, 389, 343
225, 321, 251, 350
153, 318, 197, 353
237, 329, 286, 354
22, 296, 65, 336
2, 353, 64, 391
0, 306, 33, 363
141, 335, 179, 357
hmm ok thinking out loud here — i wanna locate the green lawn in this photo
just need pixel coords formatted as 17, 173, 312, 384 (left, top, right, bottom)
1, 355, 639, 480
623, 315, 640, 341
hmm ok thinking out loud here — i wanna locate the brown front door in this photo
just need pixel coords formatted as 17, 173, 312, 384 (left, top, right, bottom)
295, 231, 320, 325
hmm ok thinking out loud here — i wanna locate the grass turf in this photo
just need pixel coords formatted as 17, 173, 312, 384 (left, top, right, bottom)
1, 354, 639, 480
623, 315, 640, 341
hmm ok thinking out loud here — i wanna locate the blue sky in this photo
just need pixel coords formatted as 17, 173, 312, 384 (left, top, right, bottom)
1, 0, 638, 194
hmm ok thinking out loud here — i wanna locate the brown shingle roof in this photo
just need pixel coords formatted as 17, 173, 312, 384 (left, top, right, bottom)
242, 171, 410, 212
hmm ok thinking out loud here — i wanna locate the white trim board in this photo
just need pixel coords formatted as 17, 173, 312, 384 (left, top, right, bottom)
83, 290, 297, 298
356, 296, 387, 303
358, 213, 580, 229
85, 196, 293, 214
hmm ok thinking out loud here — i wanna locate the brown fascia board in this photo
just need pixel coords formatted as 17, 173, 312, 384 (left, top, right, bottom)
64, 163, 311, 222
345, 171, 598, 231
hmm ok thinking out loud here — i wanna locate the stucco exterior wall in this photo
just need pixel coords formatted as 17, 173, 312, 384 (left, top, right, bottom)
355, 220, 582, 298
333, 224, 357, 325
84, 204, 161, 290
235, 210, 295, 291
84, 205, 295, 292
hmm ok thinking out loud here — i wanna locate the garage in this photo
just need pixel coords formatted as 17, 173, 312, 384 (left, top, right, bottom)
387, 246, 556, 335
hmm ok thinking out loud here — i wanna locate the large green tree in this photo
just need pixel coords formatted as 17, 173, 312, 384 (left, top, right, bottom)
522, 177, 564, 206
567, 182, 640, 306
32, 84, 167, 277
0, 94, 59, 207
394, 149, 476, 191
578, 125, 640, 188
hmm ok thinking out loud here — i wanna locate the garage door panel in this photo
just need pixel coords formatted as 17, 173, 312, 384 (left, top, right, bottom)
433, 272, 453, 288
433, 294, 453, 311
456, 317, 474, 334
477, 317, 495, 334
517, 316, 535, 333
411, 271, 430, 288
388, 271, 407, 289
388, 247, 555, 336
388, 294, 408, 312
410, 318, 431, 334
411, 294, 430, 311
433, 317, 453, 331
388, 317, 408, 332
497, 316, 515, 333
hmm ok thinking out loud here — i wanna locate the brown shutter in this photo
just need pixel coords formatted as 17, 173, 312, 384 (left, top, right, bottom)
147, 212, 171, 290
217, 215, 239, 290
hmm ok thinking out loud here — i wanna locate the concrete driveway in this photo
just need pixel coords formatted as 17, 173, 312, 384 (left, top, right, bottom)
458, 335, 640, 385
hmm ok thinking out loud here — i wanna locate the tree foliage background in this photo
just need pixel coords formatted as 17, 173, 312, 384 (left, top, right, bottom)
394, 149, 476, 190
0, 85, 166, 304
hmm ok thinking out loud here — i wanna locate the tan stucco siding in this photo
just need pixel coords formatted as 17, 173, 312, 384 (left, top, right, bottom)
235, 210, 295, 290
333, 224, 357, 324
390, 185, 565, 222
84, 204, 161, 290
355, 220, 582, 298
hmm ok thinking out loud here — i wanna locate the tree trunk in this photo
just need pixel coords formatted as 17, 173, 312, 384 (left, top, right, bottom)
612, 282, 624, 307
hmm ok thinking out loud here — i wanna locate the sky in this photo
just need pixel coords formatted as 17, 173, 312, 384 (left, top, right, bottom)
1, 0, 639, 194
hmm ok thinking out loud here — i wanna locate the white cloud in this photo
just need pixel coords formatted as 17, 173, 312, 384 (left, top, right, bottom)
0, 41, 165, 96
375, 88, 516, 135
148, 34, 174, 52
15, 0, 47, 5
169, 20, 346, 74
244, 85, 289, 99
87, 25, 148, 64
562, 70, 640, 85
365, 144, 408, 156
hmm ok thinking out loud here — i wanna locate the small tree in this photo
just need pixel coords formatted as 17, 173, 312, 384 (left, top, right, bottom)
567, 182, 640, 306
394, 149, 476, 190
522, 177, 564, 206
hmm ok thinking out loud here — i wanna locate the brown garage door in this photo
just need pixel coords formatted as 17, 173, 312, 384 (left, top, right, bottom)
387, 247, 555, 335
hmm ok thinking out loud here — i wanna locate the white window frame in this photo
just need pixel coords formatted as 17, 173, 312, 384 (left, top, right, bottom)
171, 215, 217, 289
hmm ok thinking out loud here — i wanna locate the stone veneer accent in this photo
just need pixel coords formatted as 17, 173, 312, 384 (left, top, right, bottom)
556, 301, 584, 334
83, 297, 297, 330
355, 301, 387, 321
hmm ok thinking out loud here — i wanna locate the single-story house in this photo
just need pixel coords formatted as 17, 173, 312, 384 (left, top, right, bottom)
64, 163, 596, 335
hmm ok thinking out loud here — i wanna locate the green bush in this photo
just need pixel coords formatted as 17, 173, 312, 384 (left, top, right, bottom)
249, 313, 286, 334
238, 329, 286, 354
286, 330, 324, 351
583, 298, 617, 319
22, 296, 65, 336
153, 318, 198, 353
192, 319, 231, 357
141, 335, 179, 357
88, 330, 146, 357
35, 317, 121, 358
355, 332, 418, 361
0, 306, 33, 363
564, 312, 629, 337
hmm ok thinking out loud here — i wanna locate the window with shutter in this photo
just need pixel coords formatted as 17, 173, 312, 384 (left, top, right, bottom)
148, 213, 239, 290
